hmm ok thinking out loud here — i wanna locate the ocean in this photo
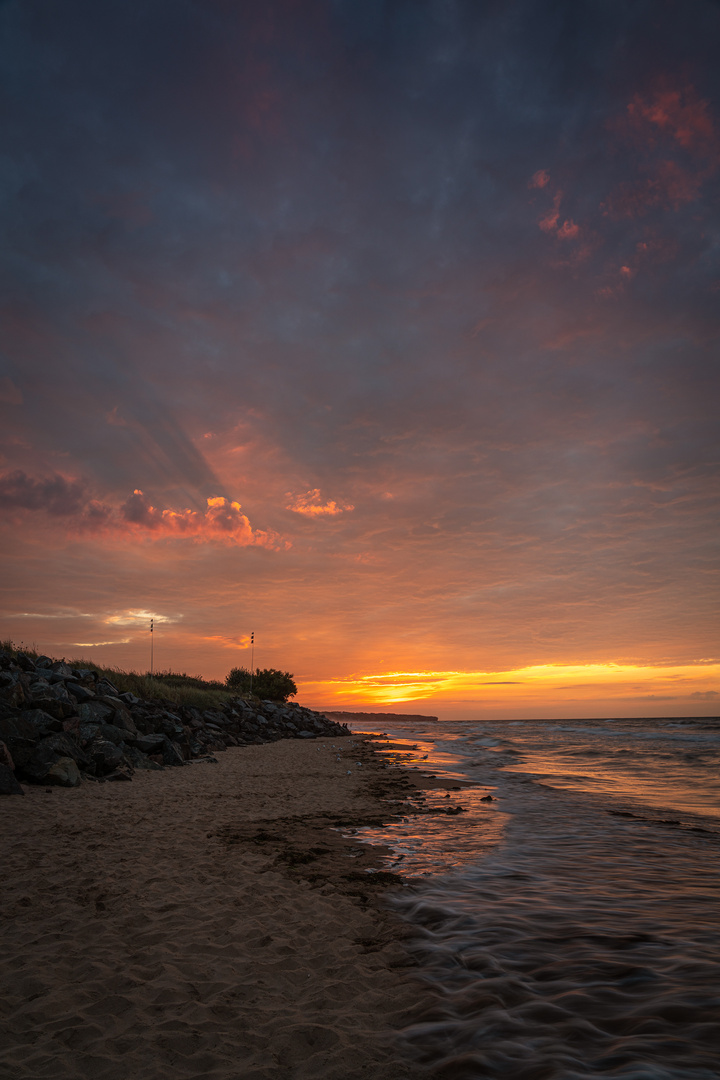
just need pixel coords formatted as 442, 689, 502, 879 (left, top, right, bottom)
348, 715, 720, 1079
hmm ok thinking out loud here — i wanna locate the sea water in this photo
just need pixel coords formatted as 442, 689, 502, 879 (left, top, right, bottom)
349, 716, 720, 1079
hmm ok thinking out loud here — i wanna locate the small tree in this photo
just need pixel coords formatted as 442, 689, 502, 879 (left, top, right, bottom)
226, 666, 252, 693
226, 666, 297, 702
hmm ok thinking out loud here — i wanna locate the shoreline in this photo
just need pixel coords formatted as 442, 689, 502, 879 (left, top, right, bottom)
1, 733, 446, 1079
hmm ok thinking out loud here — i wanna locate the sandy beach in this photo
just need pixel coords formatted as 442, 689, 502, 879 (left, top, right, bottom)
1, 736, 428, 1080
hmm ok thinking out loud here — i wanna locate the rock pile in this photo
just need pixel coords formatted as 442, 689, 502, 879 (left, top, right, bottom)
0, 651, 351, 793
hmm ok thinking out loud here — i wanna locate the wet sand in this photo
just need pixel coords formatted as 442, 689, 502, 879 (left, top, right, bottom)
1, 736, 435, 1080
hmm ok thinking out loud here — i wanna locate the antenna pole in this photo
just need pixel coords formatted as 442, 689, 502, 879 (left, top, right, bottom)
150, 618, 154, 676
250, 631, 254, 695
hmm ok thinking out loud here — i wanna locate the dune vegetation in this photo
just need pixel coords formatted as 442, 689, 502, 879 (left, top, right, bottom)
0, 641, 296, 709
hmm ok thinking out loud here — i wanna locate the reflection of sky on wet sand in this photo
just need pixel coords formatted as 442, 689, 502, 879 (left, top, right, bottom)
349, 736, 509, 878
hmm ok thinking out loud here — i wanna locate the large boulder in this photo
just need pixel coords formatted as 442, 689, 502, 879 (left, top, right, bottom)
0, 740, 14, 770
161, 738, 186, 767
119, 691, 141, 706
40, 732, 90, 766
25, 691, 75, 721
50, 661, 74, 677
88, 736, 124, 775
141, 713, 182, 740
124, 746, 164, 770
95, 723, 131, 746
27, 678, 51, 695
78, 699, 116, 724
0, 714, 43, 769
46, 757, 81, 787
96, 678, 120, 697
0, 679, 26, 709
133, 733, 166, 754
77, 696, 138, 732
22, 708, 64, 735
72, 668, 97, 681
45, 671, 71, 685
21, 733, 89, 784
14, 653, 37, 672
78, 721, 103, 744
98, 697, 138, 736
0, 763, 25, 794
67, 683, 96, 704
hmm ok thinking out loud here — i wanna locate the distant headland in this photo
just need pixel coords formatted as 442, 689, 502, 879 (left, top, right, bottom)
322, 711, 439, 724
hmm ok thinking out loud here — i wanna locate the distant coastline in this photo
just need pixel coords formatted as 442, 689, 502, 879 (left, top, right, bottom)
321, 711, 439, 724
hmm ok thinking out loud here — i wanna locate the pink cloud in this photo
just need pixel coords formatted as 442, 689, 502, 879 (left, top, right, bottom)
529, 169, 550, 189
605, 83, 719, 218
538, 190, 562, 232
537, 192, 581, 243
626, 87, 715, 152
557, 219, 580, 240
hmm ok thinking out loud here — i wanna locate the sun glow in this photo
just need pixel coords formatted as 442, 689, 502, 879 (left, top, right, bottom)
301, 661, 720, 710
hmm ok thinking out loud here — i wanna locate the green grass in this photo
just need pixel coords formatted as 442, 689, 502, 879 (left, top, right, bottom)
84, 669, 236, 710
0, 641, 238, 710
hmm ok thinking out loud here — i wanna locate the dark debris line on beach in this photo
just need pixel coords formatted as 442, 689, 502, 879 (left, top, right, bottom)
0, 650, 351, 793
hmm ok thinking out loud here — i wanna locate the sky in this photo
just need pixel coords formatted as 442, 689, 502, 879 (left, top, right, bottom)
1, 0, 718, 719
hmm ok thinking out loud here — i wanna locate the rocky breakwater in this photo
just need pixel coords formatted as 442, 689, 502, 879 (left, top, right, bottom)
0, 650, 351, 794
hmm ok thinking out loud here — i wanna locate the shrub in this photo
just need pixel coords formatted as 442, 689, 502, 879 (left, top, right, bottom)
225, 666, 297, 702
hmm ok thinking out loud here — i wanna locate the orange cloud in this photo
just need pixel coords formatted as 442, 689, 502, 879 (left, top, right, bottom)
0, 470, 285, 549
199, 633, 253, 650
122, 491, 283, 547
286, 488, 354, 517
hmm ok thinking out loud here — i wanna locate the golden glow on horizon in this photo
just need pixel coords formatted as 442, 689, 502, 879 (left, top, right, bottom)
300, 661, 720, 706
